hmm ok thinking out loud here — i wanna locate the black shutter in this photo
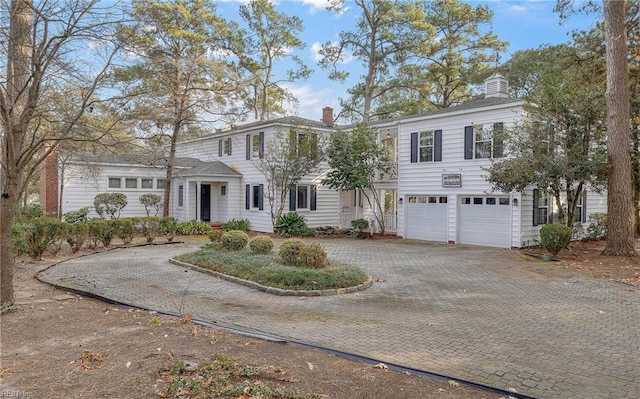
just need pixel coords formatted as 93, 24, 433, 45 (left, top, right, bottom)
245, 184, 250, 210
410, 132, 418, 163
259, 131, 264, 159
258, 184, 264, 211
218, 140, 223, 157
227, 138, 232, 155
464, 126, 473, 159
289, 186, 296, 211
310, 185, 317, 211
533, 189, 539, 226
582, 190, 587, 222
246, 134, 251, 160
434, 130, 442, 162
493, 122, 504, 158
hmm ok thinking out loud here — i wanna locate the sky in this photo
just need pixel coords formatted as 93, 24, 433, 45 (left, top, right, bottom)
215, 0, 600, 122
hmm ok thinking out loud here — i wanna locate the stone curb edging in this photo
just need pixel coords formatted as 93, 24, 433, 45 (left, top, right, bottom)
168, 258, 373, 296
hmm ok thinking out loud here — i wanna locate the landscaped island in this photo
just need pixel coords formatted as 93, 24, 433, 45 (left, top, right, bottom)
173, 233, 369, 294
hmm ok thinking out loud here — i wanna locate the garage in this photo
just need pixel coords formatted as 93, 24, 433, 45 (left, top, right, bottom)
406, 195, 448, 242
458, 196, 512, 248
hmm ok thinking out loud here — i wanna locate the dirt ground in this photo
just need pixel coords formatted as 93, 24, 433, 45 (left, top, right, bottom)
1, 236, 637, 399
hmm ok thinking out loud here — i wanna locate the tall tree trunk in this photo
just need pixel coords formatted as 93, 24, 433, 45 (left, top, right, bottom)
1, 0, 33, 304
602, 0, 637, 256
162, 123, 180, 218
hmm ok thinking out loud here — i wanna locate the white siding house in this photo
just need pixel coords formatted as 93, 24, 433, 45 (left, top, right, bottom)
47, 76, 609, 248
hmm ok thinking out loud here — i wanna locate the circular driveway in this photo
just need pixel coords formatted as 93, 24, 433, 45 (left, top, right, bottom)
40, 239, 640, 399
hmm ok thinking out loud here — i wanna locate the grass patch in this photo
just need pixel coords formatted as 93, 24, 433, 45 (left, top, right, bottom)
173, 247, 368, 291
158, 353, 323, 399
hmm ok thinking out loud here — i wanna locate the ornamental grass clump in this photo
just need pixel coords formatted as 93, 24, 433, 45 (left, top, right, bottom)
278, 238, 306, 266
249, 235, 274, 254
540, 223, 572, 256
221, 230, 249, 251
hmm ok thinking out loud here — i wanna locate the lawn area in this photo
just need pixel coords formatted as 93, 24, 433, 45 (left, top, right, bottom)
173, 246, 369, 291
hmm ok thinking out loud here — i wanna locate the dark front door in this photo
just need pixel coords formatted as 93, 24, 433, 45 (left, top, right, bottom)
200, 184, 211, 222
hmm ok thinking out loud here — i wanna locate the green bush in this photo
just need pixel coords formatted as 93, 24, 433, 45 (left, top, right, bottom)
586, 212, 607, 240
135, 217, 160, 243
207, 229, 225, 243
221, 230, 249, 251
275, 212, 313, 237
159, 216, 178, 242
351, 218, 369, 231
18, 204, 44, 219
116, 218, 135, 245
539, 223, 572, 256
63, 207, 89, 223
86, 220, 105, 249
299, 241, 327, 268
11, 222, 29, 257
94, 192, 128, 219
249, 235, 274, 254
65, 222, 88, 253
139, 193, 163, 217
278, 238, 306, 266
15, 218, 66, 260
222, 218, 250, 231
176, 220, 212, 235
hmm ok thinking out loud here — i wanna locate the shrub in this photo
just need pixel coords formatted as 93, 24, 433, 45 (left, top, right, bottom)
11, 222, 29, 257
539, 224, 572, 256
135, 217, 160, 243
221, 230, 249, 251
18, 204, 44, 219
275, 212, 310, 237
65, 222, 88, 253
139, 193, 163, 217
176, 221, 212, 235
15, 218, 66, 260
94, 192, 128, 219
159, 217, 178, 242
207, 229, 225, 243
222, 218, 250, 232
63, 207, 89, 223
249, 235, 274, 254
278, 238, 306, 266
86, 220, 105, 249
586, 212, 607, 240
299, 241, 328, 268
117, 218, 135, 245
351, 218, 369, 231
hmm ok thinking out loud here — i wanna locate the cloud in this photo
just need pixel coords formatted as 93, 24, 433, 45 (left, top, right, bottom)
283, 83, 337, 119
300, 0, 333, 14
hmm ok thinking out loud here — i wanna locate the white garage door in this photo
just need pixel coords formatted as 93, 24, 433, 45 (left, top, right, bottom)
459, 196, 512, 248
406, 195, 448, 242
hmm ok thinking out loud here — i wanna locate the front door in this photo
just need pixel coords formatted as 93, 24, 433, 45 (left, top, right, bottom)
200, 184, 211, 222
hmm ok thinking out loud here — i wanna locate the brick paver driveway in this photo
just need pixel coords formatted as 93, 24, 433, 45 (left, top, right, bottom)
40, 239, 640, 399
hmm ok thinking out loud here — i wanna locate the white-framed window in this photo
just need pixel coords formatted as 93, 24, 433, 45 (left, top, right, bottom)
141, 178, 153, 189
157, 179, 166, 189
252, 134, 261, 158
474, 124, 493, 159
252, 185, 260, 209
108, 177, 121, 189
419, 131, 434, 162
178, 185, 184, 207
575, 192, 584, 222
296, 185, 309, 209
224, 139, 230, 155
534, 190, 549, 226
220, 185, 227, 196
125, 178, 138, 189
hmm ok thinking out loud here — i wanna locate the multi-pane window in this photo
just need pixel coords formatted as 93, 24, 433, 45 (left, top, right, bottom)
474, 125, 493, 159
535, 191, 549, 225
419, 131, 434, 162
220, 185, 227, 196
157, 179, 166, 189
224, 139, 230, 155
108, 178, 121, 188
574, 192, 584, 222
297, 185, 309, 209
252, 185, 260, 209
125, 178, 138, 189
252, 134, 261, 158
178, 185, 184, 207
141, 178, 153, 189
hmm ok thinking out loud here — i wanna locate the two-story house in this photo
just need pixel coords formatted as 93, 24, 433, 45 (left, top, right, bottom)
45, 74, 607, 248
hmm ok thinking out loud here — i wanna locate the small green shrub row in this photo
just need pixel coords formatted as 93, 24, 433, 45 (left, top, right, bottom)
278, 238, 327, 268
175, 220, 212, 235
221, 230, 250, 251
222, 218, 250, 231
539, 223, 572, 256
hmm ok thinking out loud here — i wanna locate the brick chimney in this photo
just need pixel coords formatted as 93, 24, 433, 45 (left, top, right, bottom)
322, 106, 333, 127
39, 151, 59, 218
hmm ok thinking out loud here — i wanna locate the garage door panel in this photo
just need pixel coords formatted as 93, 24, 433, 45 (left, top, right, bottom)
459, 196, 511, 248
406, 196, 448, 242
